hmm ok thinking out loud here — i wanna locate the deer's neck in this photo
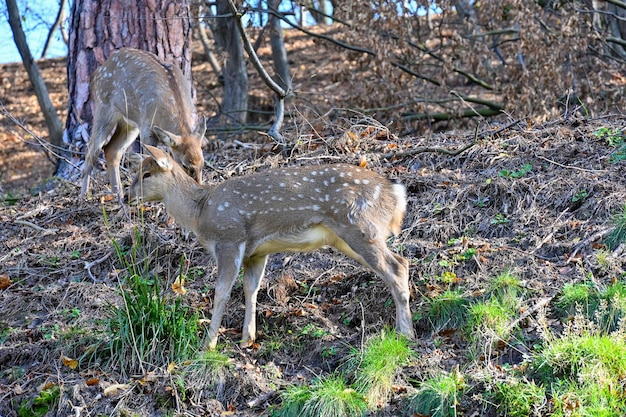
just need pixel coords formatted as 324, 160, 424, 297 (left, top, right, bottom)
162, 170, 212, 234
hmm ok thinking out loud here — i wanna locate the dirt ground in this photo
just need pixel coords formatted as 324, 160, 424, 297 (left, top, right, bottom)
1, 33, 625, 416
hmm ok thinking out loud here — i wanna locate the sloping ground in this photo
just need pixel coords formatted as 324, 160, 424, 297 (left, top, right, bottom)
1, 110, 625, 415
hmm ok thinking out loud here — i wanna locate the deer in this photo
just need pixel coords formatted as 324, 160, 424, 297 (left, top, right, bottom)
81, 48, 206, 203
128, 145, 415, 349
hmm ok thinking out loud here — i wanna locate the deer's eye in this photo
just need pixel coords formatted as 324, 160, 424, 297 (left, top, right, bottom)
142, 172, 151, 179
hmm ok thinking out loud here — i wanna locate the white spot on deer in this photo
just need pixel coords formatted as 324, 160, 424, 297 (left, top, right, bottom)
354, 179, 361, 185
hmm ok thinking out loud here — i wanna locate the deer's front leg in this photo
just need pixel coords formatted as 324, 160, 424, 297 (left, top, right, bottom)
204, 242, 246, 350
240, 254, 268, 347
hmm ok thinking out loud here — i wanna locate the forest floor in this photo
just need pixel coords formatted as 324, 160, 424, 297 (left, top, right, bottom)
1, 31, 625, 416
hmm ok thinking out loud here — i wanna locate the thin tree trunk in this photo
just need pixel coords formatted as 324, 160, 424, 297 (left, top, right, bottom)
6, 0, 63, 149
269, 0, 291, 92
213, 0, 248, 126
41, 0, 67, 59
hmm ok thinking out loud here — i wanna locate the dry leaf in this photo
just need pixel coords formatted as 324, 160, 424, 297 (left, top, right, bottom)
103, 383, 131, 397
0, 274, 12, 290
61, 355, 78, 370
359, 155, 367, 168
141, 372, 159, 383
86, 377, 100, 386
172, 275, 186, 295
167, 362, 176, 373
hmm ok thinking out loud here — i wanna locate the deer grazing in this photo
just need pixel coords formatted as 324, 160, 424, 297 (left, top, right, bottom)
81, 48, 206, 202
128, 145, 415, 349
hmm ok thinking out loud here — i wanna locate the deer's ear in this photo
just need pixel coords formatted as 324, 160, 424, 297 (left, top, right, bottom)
194, 115, 207, 140
152, 126, 182, 149
143, 145, 173, 170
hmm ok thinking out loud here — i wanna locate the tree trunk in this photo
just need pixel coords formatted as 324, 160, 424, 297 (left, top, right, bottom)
41, 0, 67, 59
269, 0, 291, 92
55, 0, 194, 180
212, 0, 248, 127
6, 0, 64, 150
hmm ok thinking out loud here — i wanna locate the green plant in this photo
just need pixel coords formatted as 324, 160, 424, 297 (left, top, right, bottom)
572, 189, 589, 203
299, 323, 330, 339
348, 329, 413, 408
102, 228, 200, 375
593, 126, 624, 147
532, 311, 626, 416
492, 378, 546, 417
604, 204, 626, 251
490, 213, 510, 225
551, 379, 626, 417
489, 271, 523, 305
556, 282, 599, 315
594, 127, 626, 164
498, 163, 532, 179
1, 191, 20, 206
182, 349, 233, 402
406, 368, 465, 417
275, 375, 367, 417
17, 385, 60, 417
427, 289, 469, 331
466, 298, 515, 346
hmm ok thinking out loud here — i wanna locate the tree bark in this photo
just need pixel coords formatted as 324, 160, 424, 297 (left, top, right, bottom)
269, 0, 291, 92
55, 0, 194, 180
212, 0, 248, 127
6, 0, 64, 149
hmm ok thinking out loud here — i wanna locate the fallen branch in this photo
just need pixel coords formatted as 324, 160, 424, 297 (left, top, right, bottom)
381, 139, 475, 160
14, 219, 58, 233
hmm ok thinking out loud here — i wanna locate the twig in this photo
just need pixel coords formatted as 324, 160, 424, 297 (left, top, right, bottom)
84, 252, 112, 282
566, 227, 613, 264
536, 155, 609, 173
509, 296, 553, 330
380, 140, 475, 160
247, 390, 278, 408
14, 219, 58, 233
477, 119, 522, 138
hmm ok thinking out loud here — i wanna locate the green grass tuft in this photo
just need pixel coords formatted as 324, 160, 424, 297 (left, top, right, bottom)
100, 227, 201, 375
427, 289, 469, 332
492, 377, 546, 417
275, 375, 367, 417
406, 369, 465, 417
604, 204, 626, 250
350, 329, 413, 408
466, 297, 515, 346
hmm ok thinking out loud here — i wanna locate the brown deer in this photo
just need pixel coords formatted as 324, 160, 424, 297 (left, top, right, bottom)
81, 48, 206, 202
128, 145, 415, 349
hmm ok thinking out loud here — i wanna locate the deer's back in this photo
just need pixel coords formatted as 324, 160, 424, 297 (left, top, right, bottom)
91, 48, 195, 135
198, 164, 403, 239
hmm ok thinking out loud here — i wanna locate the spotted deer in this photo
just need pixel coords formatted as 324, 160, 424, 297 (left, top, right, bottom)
128, 145, 414, 349
81, 48, 206, 201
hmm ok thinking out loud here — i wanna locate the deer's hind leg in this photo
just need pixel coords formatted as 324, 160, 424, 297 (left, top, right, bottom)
331, 231, 414, 339
240, 254, 268, 347
103, 116, 139, 200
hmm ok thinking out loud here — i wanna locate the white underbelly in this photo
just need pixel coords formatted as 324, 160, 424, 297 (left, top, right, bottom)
252, 224, 339, 257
